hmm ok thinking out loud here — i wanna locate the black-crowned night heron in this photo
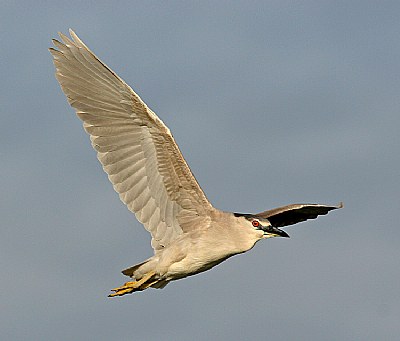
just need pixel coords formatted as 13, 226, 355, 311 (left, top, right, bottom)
50, 30, 342, 297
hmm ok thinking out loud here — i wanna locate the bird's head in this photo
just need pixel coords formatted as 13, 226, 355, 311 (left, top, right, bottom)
234, 213, 290, 239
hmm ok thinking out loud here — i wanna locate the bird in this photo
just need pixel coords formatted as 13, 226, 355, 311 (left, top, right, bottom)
50, 30, 342, 297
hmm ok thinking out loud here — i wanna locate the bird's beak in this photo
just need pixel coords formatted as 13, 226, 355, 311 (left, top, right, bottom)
264, 226, 290, 238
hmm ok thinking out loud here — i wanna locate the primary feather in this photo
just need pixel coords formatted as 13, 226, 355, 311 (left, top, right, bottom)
50, 30, 213, 252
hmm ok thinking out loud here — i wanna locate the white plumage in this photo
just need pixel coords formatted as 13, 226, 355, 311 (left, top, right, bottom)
50, 30, 341, 297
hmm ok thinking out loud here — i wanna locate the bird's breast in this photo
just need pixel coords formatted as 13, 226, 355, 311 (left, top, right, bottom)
160, 224, 262, 280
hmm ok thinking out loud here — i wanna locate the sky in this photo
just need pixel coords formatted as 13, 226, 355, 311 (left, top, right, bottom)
1, 1, 399, 340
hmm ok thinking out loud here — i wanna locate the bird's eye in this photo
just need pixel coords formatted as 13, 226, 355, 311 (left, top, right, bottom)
252, 220, 260, 227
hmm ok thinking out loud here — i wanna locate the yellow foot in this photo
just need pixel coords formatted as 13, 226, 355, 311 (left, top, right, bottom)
108, 281, 137, 297
108, 272, 157, 297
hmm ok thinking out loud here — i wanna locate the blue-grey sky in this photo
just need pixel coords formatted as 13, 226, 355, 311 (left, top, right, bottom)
2, 1, 399, 340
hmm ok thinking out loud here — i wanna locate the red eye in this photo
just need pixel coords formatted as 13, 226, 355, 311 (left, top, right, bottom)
252, 220, 260, 227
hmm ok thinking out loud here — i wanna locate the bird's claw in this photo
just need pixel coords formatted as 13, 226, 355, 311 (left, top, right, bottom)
108, 281, 137, 297
108, 272, 157, 297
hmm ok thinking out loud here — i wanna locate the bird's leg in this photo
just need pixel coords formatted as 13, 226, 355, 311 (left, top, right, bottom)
108, 271, 157, 297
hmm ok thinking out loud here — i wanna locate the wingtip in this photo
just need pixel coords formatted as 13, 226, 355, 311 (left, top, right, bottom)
58, 31, 71, 44
337, 202, 344, 209
67, 29, 89, 50
69, 28, 78, 41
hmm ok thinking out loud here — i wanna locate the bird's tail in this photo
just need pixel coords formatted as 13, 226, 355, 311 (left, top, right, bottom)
121, 261, 147, 277
118, 257, 169, 293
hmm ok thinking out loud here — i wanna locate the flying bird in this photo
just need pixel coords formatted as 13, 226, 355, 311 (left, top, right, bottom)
50, 30, 342, 297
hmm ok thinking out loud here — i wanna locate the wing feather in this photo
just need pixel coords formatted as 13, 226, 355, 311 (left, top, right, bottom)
257, 203, 343, 227
50, 30, 214, 251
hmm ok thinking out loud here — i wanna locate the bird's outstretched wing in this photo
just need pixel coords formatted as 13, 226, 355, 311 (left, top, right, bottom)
50, 30, 213, 251
256, 203, 343, 227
